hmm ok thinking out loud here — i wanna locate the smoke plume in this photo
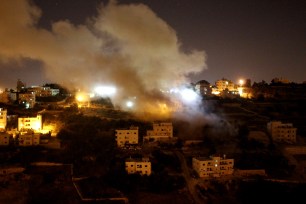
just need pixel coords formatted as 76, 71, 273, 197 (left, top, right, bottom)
0, 0, 207, 119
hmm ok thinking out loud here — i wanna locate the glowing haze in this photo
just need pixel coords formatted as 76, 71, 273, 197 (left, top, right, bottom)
0, 0, 206, 118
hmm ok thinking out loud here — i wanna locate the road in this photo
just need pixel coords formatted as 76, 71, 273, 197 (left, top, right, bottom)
174, 150, 204, 204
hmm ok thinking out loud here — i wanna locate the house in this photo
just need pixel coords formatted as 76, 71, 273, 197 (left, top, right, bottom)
18, 91, 36, 108
0, 132, 12, 146
125, 157, 151, 176
18, 115, 42, 132
267, 121, 297, 143
0, 108, 7, 131
143, 122, 173, 142
192, 155, 234, 178
18, 130, 40, 146
115, 126, 139, 147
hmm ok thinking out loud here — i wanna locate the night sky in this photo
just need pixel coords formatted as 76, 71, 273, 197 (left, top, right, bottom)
0, 0, 305, 89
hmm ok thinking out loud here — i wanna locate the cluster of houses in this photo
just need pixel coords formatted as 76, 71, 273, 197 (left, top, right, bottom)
116, 119, 298, 178
0, 108, 50, 146
115, 122, 175, 176
0, 79, 61, 109
115, 122, 236, 178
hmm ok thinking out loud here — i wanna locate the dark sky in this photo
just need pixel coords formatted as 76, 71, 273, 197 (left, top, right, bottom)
1, 0, 305, 89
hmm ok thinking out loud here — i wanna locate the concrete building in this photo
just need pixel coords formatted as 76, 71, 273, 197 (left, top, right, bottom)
18, 131, 40, 146
267, 121, 297, 143
215, 78, 236, 92
195, 80, 212, 96
143, 122, 173, 142
18, 92, 36, 108
0, 132, 11, 146
192, 155, 234, 178
18, 115, 42, 132
125, 157, 151, 176
0, 108, 7, 131
115, 126, 139, 147
28, 86, 60, 97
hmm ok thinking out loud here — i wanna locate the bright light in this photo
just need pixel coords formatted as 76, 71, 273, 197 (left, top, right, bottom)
76, 95, 84, 102
169, 88, 179, 94
180, 88, 198, 102
94, 86, 116, 97
126, 101, 134, 108
239, 79, 244, 86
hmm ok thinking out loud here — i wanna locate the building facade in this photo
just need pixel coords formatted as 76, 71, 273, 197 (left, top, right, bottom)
18, 92, 36, 108
18, 115, 42, 132
0, 132, 11, 145
143, 122, 173, 142
115, 126, 139, 147
125, 157, 151, 176
18, 132, 40, 146
195, 80, 212, 96
215, 78, 236, 92
267, 121, 297, 143
192, 155, 234, 178
0, 108, 7, 131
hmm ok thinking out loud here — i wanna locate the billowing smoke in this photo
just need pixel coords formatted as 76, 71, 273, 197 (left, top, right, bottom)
0, 0, 208, 120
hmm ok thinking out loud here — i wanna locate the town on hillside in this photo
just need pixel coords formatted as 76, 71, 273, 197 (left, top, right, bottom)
0, 78, 306, 203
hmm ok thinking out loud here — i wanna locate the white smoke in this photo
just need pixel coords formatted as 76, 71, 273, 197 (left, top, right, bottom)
0, 0, 208, 120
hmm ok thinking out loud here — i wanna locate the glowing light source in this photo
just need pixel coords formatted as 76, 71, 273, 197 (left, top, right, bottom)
94, 86, 116, 97
180, 88, 198, 102
126, 101, 134, 108
238, 79, 244, 86
76, 95, 84, 102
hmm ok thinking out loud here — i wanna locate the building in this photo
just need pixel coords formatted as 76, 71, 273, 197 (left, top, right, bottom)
18, 115, 42, 132
125, 157, 151, 176
28, 86, 60, 97
143, 122, 173, 142
18, 92, 36, 108
115, 126, 139, 147
267, 121, 297, 143
192, 155, 234, 178
195, 80, 212, 96
0, 132, 11, 146
215, 78, 236, 92
18, 131, 40, 146
0, 108, 7, 131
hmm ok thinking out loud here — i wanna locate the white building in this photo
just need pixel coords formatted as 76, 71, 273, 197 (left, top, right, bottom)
18, 115, 42, 132
143, 122, 173, 142
115, 126, 139, 147
192, 155, 234, 178
267, 121, 297, 143
125, 157, 151, 176
0, 108, 7, 131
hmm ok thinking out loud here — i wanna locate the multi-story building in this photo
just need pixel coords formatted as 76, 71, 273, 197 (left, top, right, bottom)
28, 86, 60, 97
192, 155, 234, 178
0, 132, 11, 145
215, 78, 236, 92
18, 131, 40, 146
267, 121, 297, 143
125, 157, 151, 176
143, 122, 173, 142
195, 80, 212, 96
18, 115, 42, 132
0, 108, 7, 131
18, 92, 36, 108
115, 126, 139, 147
